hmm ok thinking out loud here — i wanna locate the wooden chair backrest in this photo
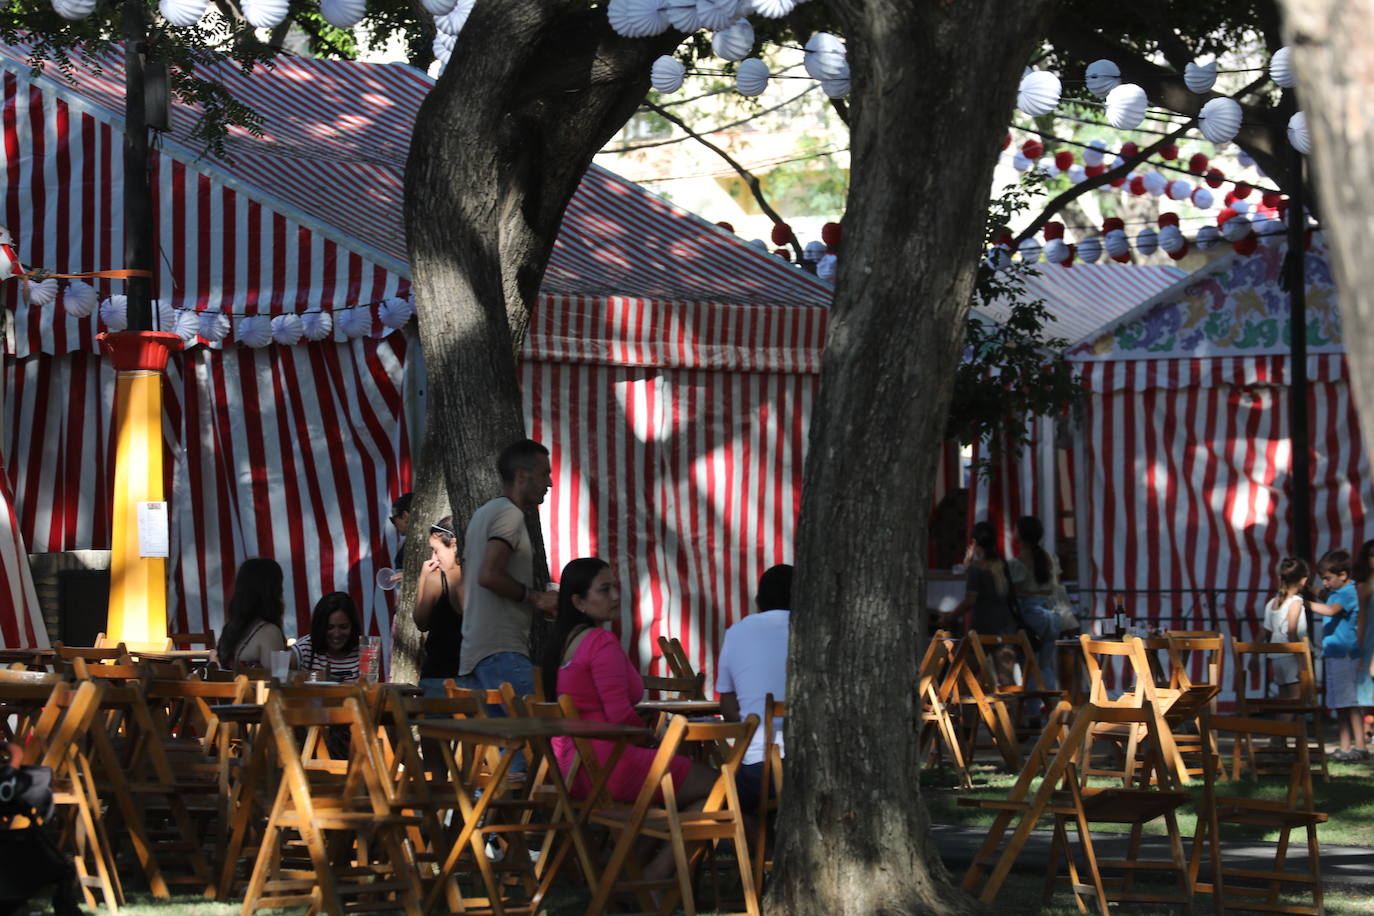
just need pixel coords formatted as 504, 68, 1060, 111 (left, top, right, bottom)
1232, 639, 1318, 706
444, 683, 516, 714
1163, 631, 1224, 692
971, 631, 1054, 693
656, 636, 696, 680
30, 679, 106, 770
168, 631, 216, 651
641, 672, 707, 701
1204, 713, 1316, 811
1079, 635, 1153, 705
54, 641, 129, 663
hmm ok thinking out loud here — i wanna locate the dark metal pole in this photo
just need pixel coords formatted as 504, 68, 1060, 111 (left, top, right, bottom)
123, 0, 153, 331
1288, 149, 1311, 564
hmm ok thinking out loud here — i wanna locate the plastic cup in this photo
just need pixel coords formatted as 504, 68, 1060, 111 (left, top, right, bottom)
269, 650, 291, 682
376, 567, 400, 591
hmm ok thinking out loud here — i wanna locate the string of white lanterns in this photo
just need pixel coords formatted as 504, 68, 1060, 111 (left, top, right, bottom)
21, 281, 416, 348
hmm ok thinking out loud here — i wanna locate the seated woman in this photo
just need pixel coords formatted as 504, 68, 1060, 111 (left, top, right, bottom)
292, 592, 362, 681
215, 558, 287, 670
543, 558, 716, 877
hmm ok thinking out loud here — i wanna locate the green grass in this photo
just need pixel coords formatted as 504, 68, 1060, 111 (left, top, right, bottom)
922, 751, 1374, 847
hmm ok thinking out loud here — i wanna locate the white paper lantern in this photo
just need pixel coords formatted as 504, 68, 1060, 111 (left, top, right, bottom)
820, 75, 850, 99
1044, 239, 1071, 265
608, 0, 671, 37
1017, 70, 1061, 117
379, 296, 415, 329
736, 58, 770, 97
157, 300, 177, 333
748, 0, 796, 17
1105, 83, 1148, 130
1159, 225, 1186, 255
1012, 151, 1032, 172
236, 314, 273, 348
435, 0, 474, 35
1230, 199, 1250, 214
816, 253, 837, 282
1166, 180, 1192, 200
419, 0, 456, 16
1191, 187, 1214, 209
1184, 60, 1218, 95
1018, 238, 1042, 262
984, 246, 1012, 272
1104, 229, 1130, 260
169, 308, 199, 344
697, 0, 744, 31
1288, 111, 1311, 154
160, 0, 209, 27
337, 306, 373, 339
803, 240, 826, 262
1077, 237, 1103, 264
1037, 157, 1060, 179
1221, 215, 1251, 242
746, 239, 768, 252
301, 311, 333, 342
1085, 60, 1121, 98
1143, 171, 1168, 196
1195, 225, 1221, 251
269, 314, 303, 346
1270, 46, 1296, 89
1135, 228, 1159, 256
1256, 217, 1285, 246
804, 33, 847, 81
1068, 164, 1087, 185
321, 0, 366, 28
241, 0, 289, 28
1237, 149, 1255, 169
651, 56, 686, 93
26, 278, 58, 307
663, 0, 700, 30
52, 0, 96, 20
432, 32, 455, 68
1082, 139, 1107, 167
64, 279, 98, 318
1198, 97, 1242, 144
711, 19, 753, 61
100, 295, 128, 331
199, 311, 229, 342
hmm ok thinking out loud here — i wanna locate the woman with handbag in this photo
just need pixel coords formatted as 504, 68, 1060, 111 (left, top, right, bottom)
939, 521, 1019, 685
1006, 516, 1062, 690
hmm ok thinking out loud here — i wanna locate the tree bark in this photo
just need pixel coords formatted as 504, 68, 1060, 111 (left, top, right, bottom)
397, 2, 677, 676
1279, 3, 1374, 479
765, 2, 1052, 914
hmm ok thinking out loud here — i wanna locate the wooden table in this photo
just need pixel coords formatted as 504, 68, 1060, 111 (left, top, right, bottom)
0, 647, 55, 667
635, 699, 721, 715
417, 717, 649, 914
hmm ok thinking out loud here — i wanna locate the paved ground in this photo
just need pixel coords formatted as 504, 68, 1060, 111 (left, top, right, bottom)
933, 823, 1374, 889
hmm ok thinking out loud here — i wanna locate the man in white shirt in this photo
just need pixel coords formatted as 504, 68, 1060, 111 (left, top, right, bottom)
716, 564, 792, 812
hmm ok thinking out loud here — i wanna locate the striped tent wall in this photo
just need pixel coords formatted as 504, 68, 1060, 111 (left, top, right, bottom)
1076, 355, 1371, 638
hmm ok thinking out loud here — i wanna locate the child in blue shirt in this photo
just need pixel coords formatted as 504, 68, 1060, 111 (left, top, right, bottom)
1314, 548, 1367, 761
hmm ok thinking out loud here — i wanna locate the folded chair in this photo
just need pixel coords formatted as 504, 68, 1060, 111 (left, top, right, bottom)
917, 632, 971, 787
241, 694, 423, 915
1231, 640, 1328, 782
970, 631, 1067, 739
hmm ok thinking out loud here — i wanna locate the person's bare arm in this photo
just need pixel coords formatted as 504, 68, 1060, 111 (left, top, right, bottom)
478, 539, 556, 613
720, 692, 741, 722
1284, 598, 1305, 642
1309, 599, 1342, 618
413, 562, 442, 631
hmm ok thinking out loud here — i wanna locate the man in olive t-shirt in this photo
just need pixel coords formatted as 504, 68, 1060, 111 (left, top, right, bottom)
458, 439, 558, 705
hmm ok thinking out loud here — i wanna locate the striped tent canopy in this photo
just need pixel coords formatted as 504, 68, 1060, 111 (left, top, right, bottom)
0, 40, 832, 673
978, 263, 1187, 344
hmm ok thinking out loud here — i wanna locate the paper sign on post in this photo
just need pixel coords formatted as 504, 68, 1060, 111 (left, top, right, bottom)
137, 501, 170, 558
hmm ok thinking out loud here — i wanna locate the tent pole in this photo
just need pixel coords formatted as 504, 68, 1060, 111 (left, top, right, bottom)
1286, 147, 1315, 645
123, 0, 153, 331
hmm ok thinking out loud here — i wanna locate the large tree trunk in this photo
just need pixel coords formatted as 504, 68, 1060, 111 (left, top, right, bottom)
392, 3, 677, 677
1279, 4, 1374, 456
766, 2, 1052, 914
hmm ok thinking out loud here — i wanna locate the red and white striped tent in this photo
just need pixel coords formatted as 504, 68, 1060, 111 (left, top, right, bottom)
0, 42, 833, 677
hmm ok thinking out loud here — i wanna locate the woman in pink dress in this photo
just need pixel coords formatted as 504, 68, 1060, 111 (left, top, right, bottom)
543, 557, 717, 807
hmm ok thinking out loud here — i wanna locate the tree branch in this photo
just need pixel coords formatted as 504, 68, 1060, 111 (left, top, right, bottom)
1011, 121, 1194, 248
606, 87, 816, 153
642, 99, 805, 260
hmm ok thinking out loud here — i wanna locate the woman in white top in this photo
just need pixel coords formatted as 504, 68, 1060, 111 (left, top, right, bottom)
293, 591, 363, 681
1005, 515, 1061, 690
1261, 557, 1310, 698
215, 558, 287, 670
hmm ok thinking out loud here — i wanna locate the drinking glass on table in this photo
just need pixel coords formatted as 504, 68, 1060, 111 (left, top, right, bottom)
358, 636, 382, 683
269, 650, 292, 682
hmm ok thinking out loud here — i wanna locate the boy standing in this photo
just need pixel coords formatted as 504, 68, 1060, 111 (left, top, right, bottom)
1314, 548, 1367, 761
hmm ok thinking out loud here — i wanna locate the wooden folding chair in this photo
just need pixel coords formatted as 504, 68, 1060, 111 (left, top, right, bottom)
657, 635, 697, 681
642, 672, 708, 701
751, 694, 785, 895
5, 675, 123, 912
1231, 640, 1329, 782
590, 714, 760, 916
54, 642, 130, 665
1190, 712, 1327, 915
241, 693, 423, 914
962, 702, 1193, 916
917, 632, 971, 787
168, 630, 216, 652
970, 631, 1066, 738
936, 633, 1021, 769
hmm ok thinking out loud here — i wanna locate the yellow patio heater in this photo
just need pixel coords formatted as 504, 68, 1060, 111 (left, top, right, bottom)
99, 330, 181, 651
